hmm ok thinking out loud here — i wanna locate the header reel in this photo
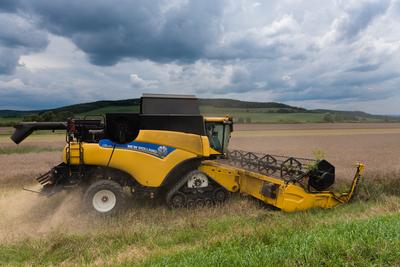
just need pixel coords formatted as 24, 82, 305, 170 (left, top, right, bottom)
226, 150, 335, 191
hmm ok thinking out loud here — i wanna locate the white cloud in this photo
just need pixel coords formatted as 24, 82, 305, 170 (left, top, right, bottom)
19, 35, 83, 70
130, 74, 159, 89
0, 78, 25, 89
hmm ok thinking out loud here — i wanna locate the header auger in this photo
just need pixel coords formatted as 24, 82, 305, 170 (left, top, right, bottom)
11, 94, 364, 215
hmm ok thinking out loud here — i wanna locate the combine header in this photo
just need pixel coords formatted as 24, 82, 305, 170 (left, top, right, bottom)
11, 94, 364, 214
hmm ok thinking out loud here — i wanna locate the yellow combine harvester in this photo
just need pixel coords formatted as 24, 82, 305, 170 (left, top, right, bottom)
11, 94, 364, 215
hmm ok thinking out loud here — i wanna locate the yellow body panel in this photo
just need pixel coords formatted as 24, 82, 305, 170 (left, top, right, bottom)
276, 185, 341, 212
135, 130, 210, 157
63, 130, 210, 187
198, 163, 240, 192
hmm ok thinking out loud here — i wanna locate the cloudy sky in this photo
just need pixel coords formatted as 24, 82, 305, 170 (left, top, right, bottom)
0, 0, 399, 114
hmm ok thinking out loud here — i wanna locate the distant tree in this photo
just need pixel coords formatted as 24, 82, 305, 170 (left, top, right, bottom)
334, 113, 344, 122
323, 113, 334, 123
41, 111, 56, 121
23, 114, 43, 122
55, 111, 74, 121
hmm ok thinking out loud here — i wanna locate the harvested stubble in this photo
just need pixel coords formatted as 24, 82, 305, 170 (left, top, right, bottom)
230, 126, 400, 181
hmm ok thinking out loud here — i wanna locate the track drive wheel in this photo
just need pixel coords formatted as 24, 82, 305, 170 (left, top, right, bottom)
84, 179, 126, 215
169, 192, 187, 208
214, 188, 229, 203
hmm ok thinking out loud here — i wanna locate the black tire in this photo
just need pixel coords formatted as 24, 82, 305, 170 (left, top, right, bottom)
83, 179, 126, 215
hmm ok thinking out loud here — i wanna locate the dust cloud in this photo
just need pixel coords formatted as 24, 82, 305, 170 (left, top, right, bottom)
0, 187, 89, 242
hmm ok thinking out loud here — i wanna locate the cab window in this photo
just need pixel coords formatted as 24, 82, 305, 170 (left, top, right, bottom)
205, 122, 231, 153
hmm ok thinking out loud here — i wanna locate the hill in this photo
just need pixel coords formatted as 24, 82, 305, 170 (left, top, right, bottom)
198, 98, 305, 110
0, 98, 398, 125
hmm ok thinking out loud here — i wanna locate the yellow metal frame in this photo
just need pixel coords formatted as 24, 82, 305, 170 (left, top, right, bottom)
200, 161, 364, 212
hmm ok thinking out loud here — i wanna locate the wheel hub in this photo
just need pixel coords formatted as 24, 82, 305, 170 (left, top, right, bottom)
92, 190, 116, 213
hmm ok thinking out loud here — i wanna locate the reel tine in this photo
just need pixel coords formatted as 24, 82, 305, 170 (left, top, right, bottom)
226, 150, 314, 179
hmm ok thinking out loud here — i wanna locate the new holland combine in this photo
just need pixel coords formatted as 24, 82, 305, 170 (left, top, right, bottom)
11, 94, 364, 215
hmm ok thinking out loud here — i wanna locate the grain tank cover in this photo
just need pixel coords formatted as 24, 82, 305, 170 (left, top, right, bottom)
140, 94, 200, 115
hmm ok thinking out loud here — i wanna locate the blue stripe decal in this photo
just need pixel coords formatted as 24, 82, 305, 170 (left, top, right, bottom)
99, 139, 175, 158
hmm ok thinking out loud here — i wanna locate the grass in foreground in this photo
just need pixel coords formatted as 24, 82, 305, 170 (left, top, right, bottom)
0, 174, 399, 266
143, 211, 400, 267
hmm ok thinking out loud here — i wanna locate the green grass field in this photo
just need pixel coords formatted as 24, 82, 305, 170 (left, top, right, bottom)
199, 106, 383, 123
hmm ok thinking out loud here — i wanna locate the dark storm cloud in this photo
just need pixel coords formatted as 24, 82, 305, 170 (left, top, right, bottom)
274, 69, 400, 102
334, 0, 391, 42
346, 63, 381, 72
4, 0, 390, 65
21, 0, 224, 65
330, 72, 400, 87
276, 84, 394, 102
0, 13, 48, 74
0, 0, 21, 13
0, 49, 19, 74
0, 15, 48, 49
0, 89, 71, 110
0, 0, 399, 112
3, 0, 302, 65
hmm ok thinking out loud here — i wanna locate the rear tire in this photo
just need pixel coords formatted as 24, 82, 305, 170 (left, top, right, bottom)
83, 179, 126, 215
